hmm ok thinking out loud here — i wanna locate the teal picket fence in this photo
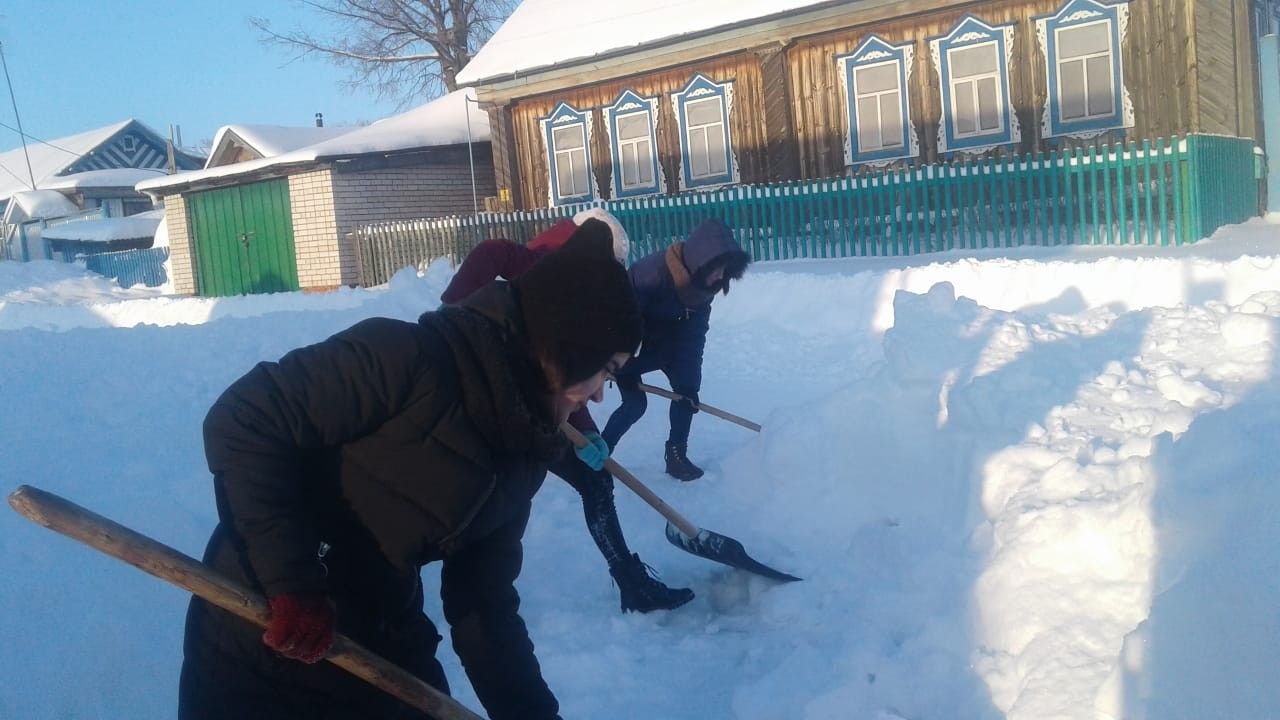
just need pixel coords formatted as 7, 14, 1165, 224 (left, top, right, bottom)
353, 133, 1261, 287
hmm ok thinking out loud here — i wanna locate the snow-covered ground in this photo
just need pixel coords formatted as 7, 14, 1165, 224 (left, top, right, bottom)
2, 220, 1279, 719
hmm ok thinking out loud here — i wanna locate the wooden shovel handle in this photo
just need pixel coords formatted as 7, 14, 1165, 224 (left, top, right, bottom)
635, 383, 762, 432
7, 485, 484, 720
559, 423, 700, 538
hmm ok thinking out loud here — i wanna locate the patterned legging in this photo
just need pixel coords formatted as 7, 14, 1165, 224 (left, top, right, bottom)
549, 453, 631, 568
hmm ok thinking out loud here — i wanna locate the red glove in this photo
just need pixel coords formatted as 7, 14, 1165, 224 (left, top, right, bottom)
262, 593, 337, 664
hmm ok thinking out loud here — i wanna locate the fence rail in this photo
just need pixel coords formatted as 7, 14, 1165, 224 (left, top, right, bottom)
82, 247, 169, 288
353, 134, 1262, 287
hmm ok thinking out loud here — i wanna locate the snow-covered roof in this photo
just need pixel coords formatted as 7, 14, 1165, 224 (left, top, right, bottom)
457, 0, 838, 84
41, 168, 168, 191
41, 210, 163, 243
0, 121, 131, 203
139, 89, 489, 193
206, 124, 357, 167
2, 190, 79, 225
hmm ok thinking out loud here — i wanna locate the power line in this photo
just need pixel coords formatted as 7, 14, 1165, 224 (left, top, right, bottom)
0, 157, 32, 186
0, 119, 79, 157
0, 40, 36, 189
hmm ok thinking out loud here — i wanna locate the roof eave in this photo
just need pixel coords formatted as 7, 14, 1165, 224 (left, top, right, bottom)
141, 140, 488, 195
469, 0, 974, 104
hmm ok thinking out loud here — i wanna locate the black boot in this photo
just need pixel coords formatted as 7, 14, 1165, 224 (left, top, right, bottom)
664, 442, 704, 481
609, 553, 695, 613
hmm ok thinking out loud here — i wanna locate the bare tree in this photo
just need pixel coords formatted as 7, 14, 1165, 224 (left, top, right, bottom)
251, 0, 515, 104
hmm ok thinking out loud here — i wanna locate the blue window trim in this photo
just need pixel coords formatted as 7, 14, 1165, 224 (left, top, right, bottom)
672, 74, 737, 190
605, 89, 663, 199
1036, 0, 1131, 138
930, 16, 1019, 153
539, 101, 596, 206
837, 36, 918, 165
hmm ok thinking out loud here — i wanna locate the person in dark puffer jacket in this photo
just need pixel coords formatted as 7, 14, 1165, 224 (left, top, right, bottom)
602, 219, 751, 481
179, 220, 641, 720
441, 208, 694, 614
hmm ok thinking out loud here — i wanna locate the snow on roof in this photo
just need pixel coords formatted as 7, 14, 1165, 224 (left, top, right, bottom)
206, 124, 357, 167
139, 89, 489, 193
41, 210, 163, 243
2, 190, 79, 224
0, 120, 132, 203
41, 168, 168, 191
457, 0, 836, 84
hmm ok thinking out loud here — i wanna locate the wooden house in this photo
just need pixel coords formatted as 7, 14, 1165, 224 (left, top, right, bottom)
458, 0, 1267, 210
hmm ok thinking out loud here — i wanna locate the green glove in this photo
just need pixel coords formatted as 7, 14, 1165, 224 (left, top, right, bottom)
574, 431, 610, 471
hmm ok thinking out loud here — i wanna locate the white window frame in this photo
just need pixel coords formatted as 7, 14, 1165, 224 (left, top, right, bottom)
853, 60, 904, 151
552, 124, 590, 197
946, 40, 1006, 140
684, 97, 727, 181
1054, 19, 1116, 123
615, 110, 655, 190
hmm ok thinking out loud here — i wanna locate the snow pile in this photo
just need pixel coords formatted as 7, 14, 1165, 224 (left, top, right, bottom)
42, 210, 164, 243
40, 168, 167, 190
0, 259, 155, 307
3, 190, 78, 224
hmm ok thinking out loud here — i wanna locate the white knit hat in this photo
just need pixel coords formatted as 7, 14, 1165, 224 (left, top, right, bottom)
573, 207, 630, 264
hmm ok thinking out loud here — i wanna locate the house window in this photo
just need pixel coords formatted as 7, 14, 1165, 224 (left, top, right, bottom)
617, 113, 654, 187
855, 63, 904, 150
1037, 0, 1132, 138
930, 16, 1020, 153
605, 90, 663, 198
685, 98, 727, 179
1057, 22, 1114, 120
948, 42, 1004, 137
120, 135, 138, 153
539, 102, 596, 206
837, 36, 918, 164
671, 74, 738, 189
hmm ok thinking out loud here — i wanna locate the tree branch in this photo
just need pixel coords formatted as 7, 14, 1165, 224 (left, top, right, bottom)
253, 0, 512, 100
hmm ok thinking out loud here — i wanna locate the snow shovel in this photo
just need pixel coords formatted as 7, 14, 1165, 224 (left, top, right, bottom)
560, 424, 800, 582
7, 484, 484, 720
636, 382, 762, 432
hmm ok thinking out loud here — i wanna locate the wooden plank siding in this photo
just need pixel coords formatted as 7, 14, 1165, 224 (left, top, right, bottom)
786, 0, 1208, 176
486, 105, 523, 211
1193, 0, 1259, 138
496, 0, 1262, 209
508, 54, 771, 209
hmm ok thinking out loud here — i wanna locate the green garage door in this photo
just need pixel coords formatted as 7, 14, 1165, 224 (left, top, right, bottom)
188, 179, 299, 296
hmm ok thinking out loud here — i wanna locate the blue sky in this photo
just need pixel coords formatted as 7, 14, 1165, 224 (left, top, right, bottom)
0, 0, 408, 153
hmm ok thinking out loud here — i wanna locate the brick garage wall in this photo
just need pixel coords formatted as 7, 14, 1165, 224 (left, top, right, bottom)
162, 194, 195, 294
286, 169, 342, 289
330, 156, 497, 285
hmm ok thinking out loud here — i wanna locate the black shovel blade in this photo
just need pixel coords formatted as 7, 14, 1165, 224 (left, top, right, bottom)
665, 522, 802, 582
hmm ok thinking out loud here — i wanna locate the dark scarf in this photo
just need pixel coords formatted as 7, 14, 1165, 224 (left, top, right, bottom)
421, 285, 564, 463
665, 242, 717, 308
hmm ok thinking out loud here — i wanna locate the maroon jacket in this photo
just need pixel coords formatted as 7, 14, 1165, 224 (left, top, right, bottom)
440, 220, 600, 434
